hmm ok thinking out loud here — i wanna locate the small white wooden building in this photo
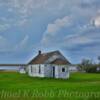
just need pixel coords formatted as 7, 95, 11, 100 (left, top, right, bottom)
69, 65, 78, 72
19, 66, 26, 74
26, 51, 71, 79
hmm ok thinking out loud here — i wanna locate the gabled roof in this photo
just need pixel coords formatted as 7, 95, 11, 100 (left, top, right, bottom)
50, 59, 69, 65
28, 51, 71, 65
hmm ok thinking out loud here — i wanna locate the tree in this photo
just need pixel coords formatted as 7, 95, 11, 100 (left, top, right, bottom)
78, 59, 98, 73
98, 56, 100, 64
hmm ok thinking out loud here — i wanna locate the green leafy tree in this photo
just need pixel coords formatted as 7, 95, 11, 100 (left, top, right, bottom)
78, 59, 99, 73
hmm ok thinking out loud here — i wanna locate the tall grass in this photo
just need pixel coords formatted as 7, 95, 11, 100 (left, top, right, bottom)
0, 72, 100, 99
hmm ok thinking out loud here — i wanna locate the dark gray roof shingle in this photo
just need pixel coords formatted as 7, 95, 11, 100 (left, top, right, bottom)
28, 51, 71, 65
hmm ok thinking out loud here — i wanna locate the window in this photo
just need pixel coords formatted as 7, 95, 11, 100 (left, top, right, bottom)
62, 68, 65, 72
31, 65, 33, 73
39, 65, 41, 74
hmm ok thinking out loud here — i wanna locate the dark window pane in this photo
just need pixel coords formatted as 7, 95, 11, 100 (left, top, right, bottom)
62, 68, 65, 72
31, 66, 32, 73
39, 65, 41, 74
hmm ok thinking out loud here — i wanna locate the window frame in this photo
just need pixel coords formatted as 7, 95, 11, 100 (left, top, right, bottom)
31, 65, 33, 73
62, 67, 65, 72
39, 65, 41, 74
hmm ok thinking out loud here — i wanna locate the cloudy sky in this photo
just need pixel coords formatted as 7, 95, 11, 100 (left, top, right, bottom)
0, 0, 100, 64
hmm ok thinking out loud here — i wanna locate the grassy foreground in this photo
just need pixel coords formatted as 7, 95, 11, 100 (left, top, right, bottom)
0, 72, 100, 100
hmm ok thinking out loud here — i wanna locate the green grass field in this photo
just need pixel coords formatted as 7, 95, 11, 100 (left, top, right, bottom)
0, 72, 100, 100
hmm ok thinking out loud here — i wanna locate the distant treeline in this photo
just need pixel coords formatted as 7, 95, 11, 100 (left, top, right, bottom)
77, 56, 100, 73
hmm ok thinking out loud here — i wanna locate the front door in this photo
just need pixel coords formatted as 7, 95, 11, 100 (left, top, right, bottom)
53, 66, 55, 78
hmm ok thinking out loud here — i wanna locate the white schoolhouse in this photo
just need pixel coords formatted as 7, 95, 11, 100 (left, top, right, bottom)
26, 50, 71, 79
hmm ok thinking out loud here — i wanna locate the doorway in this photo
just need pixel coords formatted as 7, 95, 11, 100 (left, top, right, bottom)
52, 66, 55, 78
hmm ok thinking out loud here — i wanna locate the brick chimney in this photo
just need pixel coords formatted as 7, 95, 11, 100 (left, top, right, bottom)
38, 50, 41, 55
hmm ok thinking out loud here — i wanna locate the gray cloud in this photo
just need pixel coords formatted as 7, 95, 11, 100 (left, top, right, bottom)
0, 0, 100, 63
